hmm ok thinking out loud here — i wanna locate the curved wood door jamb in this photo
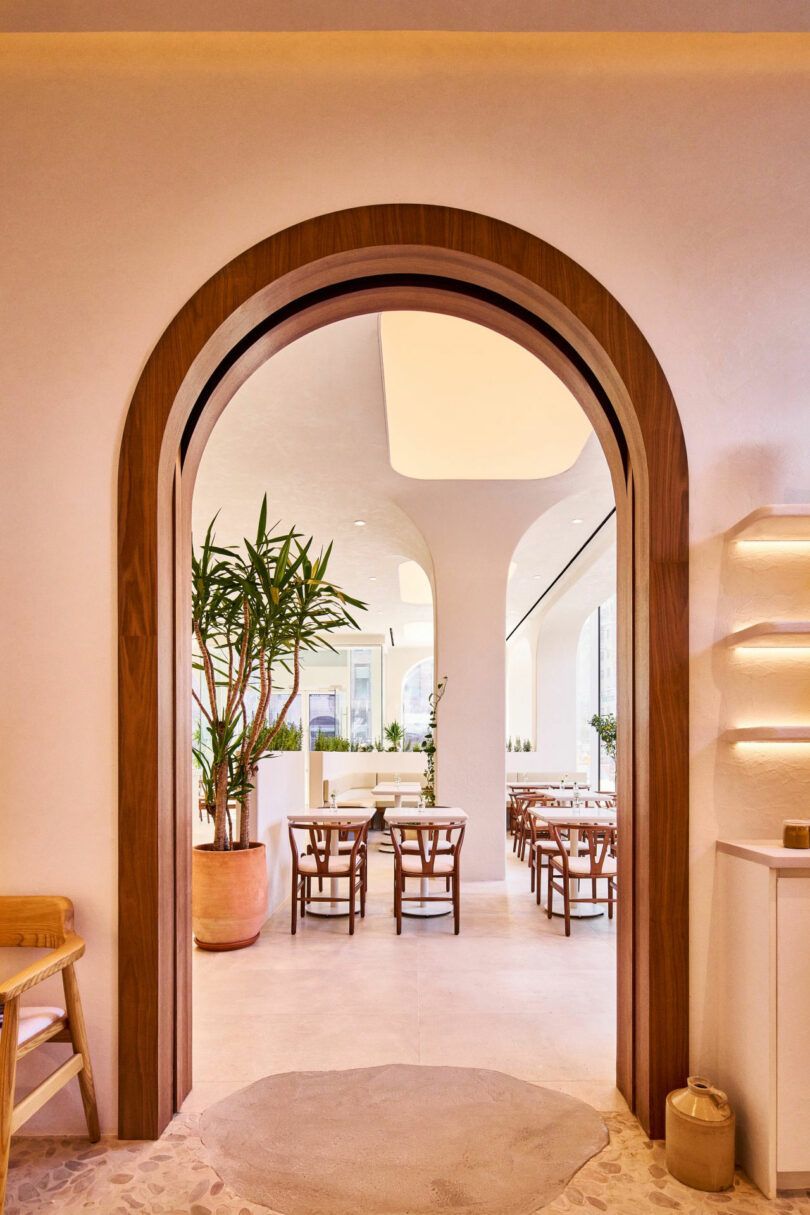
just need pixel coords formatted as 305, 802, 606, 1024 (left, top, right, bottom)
118, 204, 688, 1141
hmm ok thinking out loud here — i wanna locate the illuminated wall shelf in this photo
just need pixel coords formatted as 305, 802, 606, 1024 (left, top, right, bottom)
723, 726, 810, 744
728, 505, 810, 542
726, 622, 810, 648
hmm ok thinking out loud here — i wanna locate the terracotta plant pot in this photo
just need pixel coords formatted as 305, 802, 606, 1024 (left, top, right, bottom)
192, 842, 268, 951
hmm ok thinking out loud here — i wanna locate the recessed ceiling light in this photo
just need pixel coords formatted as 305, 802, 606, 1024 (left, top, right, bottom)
354, 519, 366, 527
534, 575, 542, 580
572, 518, 583, 524
369, 576, 377, 581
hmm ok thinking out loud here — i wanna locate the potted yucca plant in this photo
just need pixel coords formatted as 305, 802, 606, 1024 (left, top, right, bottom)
191, 497, 365, 949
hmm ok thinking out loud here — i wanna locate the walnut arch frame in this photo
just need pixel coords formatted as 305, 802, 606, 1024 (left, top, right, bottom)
118, 203, 688, 1141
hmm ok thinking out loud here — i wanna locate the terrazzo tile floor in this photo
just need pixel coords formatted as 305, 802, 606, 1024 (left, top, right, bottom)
8, 840, 808, 1213
8, 1110, 810, 1214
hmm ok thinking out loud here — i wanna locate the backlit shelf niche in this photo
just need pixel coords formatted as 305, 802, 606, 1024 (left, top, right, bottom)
724, 507, 810, 744
725, 622, 810, 648
723, 727, 810, 744
728, 504, 810, 543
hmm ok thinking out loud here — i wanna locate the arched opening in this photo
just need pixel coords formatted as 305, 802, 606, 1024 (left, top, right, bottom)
401, 657, 435, 750
118, 204, 688, 1140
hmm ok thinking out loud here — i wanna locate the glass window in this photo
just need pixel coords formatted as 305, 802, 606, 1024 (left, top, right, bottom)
309, 691, 338, 746
268, 692, 301, 731
576, 610, 599, 786
349, 648, 373, 745
402, 658, 434, 748
598, 595, 617, 791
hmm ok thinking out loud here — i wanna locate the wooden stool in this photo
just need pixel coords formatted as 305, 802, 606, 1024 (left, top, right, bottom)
0, 896, 100, 1208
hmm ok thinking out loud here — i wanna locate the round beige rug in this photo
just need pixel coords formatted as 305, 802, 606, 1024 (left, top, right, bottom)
199, 1063, 608, 1215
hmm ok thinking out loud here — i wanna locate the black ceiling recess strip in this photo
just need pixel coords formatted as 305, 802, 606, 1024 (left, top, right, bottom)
180, 272, 627, 468
505, 508, 617, 642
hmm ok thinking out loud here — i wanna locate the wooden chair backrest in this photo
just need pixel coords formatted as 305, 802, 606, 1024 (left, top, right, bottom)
390, 821, 465, 873
288, 820, 368, 874
0, 896, 74, 948
547, 824, 617, 874
580, 825, 617, 873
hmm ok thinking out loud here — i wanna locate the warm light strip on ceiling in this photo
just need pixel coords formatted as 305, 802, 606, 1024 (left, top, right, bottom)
380, 312, 592, 480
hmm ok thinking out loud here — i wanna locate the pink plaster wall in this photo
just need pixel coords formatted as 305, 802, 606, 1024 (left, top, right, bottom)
1, 32, 808, 1130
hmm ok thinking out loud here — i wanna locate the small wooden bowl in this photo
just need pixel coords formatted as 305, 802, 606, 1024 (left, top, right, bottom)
782, 820, 810, 849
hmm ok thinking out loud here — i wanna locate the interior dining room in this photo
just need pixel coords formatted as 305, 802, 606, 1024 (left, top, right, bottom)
184, 307, 621, 1132
1, 5, 808, 1214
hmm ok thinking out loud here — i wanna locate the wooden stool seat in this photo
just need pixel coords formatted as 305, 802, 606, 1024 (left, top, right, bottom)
0, 896, 100, 1209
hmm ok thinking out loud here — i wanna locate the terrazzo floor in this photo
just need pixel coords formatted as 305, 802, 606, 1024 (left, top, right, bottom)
8, 840, 808, 1213
8, 1109, 810, 1214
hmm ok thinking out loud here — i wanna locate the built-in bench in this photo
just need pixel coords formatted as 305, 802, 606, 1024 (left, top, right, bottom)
321, 771, 426, 829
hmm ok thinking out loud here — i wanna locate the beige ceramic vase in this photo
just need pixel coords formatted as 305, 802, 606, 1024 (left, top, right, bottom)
192, 842, 268, 951
665, 1076, 735, 1192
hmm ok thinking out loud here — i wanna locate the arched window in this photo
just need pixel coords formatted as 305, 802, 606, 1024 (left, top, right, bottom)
401, 657, 434, 748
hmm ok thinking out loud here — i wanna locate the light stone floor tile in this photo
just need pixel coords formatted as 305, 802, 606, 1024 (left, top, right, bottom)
8, 841, 806, 1212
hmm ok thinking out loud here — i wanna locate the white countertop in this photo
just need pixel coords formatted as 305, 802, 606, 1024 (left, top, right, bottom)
717, 839, 810, 869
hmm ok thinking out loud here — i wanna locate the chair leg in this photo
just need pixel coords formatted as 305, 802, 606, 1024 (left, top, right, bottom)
395, 867, 402, 935
536, 856, 543, 905
62, 964, 100, 1142
291, 867, 298, 934
564, 878, 571, 937
546, 869, 554, 919
0, 996, 20, 1212
453, 870, 460, 935
608, 878, 615, 919
530, 851, 535, 892
349, 876, 356, 935
360, 864, 367, 918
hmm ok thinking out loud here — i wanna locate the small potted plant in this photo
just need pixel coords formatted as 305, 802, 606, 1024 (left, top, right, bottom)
384, 720, 405, 751
191, 498, 365, 949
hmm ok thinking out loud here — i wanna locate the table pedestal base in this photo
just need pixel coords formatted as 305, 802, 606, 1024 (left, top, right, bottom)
402, 903, 452, 918
305, 903, 354, 918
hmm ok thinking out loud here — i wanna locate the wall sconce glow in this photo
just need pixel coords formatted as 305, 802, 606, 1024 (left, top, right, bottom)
398, 561, 432, 605
354, 519, 366, 527
380, 311, 592, 479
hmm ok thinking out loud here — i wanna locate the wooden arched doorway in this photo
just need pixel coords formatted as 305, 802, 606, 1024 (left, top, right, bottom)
118, 204, 688, 1140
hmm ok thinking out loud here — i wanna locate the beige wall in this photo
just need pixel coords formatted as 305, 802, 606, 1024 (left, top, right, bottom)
2, 32, 809, 1130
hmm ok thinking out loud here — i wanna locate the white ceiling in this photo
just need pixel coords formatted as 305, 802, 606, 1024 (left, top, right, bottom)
5, 2, 807, 32
192, 312, 614, 645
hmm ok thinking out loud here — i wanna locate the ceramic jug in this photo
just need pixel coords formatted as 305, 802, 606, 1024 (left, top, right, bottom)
665, 1076, 735, 1192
